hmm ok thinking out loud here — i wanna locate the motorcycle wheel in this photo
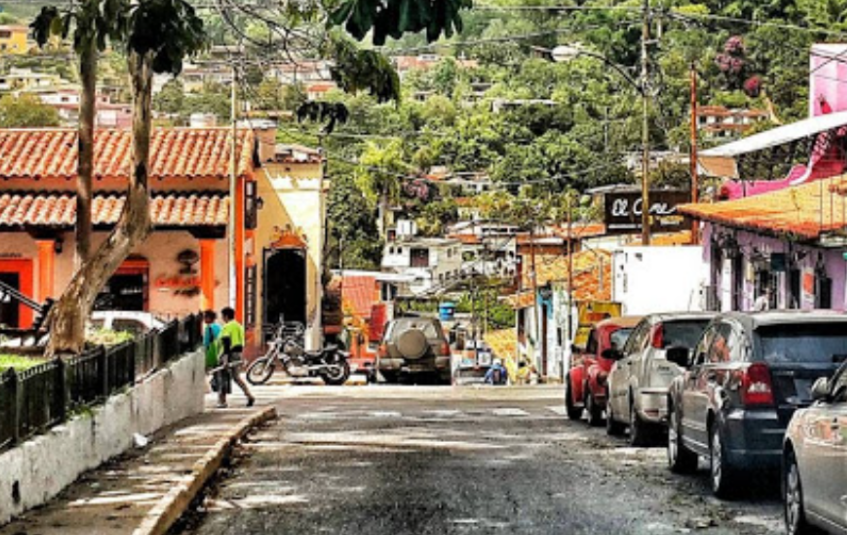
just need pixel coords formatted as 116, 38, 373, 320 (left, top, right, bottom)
246, 357, 276, 386
321, 360, 350, 386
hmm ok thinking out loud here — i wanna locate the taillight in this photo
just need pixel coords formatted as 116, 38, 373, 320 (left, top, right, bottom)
651, 325, 664, 349
378, 344, 389, 358
440, 341, 451, 356
740, 363, 775, 406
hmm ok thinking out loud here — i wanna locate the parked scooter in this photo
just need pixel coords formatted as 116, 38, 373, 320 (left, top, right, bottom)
246, 322, 350, 386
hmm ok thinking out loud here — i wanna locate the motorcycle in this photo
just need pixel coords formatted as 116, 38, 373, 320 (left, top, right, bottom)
246, 322, 351, 386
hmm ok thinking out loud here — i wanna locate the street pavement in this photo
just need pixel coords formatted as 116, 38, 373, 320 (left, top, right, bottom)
178, 385, 784, 535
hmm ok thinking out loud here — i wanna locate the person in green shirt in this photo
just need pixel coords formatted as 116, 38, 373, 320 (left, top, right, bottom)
217, 306, 255, 408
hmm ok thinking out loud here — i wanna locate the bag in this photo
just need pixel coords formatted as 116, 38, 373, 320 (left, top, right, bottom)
210, 369, 232, 394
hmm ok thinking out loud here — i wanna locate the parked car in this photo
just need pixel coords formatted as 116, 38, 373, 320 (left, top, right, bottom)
376, 317, 452, 383
89, 311, 165, 335
783, 359, 847, 535
565, 316, 641, 425
667, 311, 847, 499
606, 312, 715, 445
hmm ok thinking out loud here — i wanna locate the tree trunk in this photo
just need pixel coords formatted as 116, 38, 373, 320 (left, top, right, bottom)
76, 43, 96, 266
46, 52, 155, 357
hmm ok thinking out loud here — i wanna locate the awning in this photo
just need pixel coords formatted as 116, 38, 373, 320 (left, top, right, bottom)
698, 110, 847, 178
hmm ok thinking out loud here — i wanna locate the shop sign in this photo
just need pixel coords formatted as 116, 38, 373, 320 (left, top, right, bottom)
603, 190, 690, 235
573, 301, 622, 348
155, 249, 200, 296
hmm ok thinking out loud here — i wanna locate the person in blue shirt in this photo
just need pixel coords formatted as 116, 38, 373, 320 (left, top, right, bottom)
484, 358, 508, 385
203, 310, 222, 370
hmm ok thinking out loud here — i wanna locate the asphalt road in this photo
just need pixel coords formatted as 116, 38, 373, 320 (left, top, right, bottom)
177, 385, 784, 535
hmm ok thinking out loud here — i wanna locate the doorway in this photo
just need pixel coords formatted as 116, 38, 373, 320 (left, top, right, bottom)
0, 272, 20, 328
263, 247, 306, 341
95, 258, 149, 311
0, 259, 34, 328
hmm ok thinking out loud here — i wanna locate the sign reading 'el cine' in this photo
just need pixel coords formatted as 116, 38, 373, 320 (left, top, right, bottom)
603, 190, 690, 235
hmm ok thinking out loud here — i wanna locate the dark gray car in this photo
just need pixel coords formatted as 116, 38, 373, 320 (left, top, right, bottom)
667, 311, 847, 498
377, 317, 452, 383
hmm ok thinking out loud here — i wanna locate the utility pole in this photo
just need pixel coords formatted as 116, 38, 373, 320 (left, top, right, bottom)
690, 62, 700, 245
228, 62, 238, 309
640, 0, 651, 246
566, 195, 574, 383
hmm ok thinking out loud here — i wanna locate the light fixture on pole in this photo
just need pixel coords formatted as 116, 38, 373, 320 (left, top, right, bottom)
548, 1, 654, 245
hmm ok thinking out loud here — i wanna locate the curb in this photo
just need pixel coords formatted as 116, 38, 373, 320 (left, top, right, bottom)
131, 406, 277, 535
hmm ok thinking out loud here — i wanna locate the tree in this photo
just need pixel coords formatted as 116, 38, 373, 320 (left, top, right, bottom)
34, 0, 206, 357
0, 94, 60, 127
153, 78, 184, 115
32, 0, 125, 266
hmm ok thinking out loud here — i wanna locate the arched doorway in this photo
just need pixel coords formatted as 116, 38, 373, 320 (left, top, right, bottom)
263, 247, 306, 336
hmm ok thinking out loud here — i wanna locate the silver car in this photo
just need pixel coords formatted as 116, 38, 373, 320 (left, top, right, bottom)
606, 312, 715, 446
783, 360, 847, 535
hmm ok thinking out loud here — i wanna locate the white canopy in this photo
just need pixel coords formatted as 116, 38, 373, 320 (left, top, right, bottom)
698, 110, 847, 178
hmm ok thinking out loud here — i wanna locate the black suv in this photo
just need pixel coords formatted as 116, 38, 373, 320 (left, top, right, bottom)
667, 311, 847, 498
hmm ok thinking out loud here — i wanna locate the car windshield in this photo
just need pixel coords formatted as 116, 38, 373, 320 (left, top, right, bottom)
609, 328, 633, 350
757, 323, 847, 365
662, 320, 710, 349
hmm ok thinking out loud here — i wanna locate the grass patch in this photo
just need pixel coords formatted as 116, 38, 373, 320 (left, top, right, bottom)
0, 354, 45, 371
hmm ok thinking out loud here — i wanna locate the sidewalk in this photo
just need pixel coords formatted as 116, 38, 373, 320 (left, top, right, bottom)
0, 393, 277, 535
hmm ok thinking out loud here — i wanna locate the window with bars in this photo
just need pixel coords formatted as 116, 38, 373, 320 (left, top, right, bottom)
244, 180, 258, 230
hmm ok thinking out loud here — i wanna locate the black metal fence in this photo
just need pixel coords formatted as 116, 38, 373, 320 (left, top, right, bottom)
0, 313, 202, 452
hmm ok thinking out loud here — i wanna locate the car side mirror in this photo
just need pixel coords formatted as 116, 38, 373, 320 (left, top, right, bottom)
601, 348, 623, 360
811, 377, 830, 402
666, 346, 690, 368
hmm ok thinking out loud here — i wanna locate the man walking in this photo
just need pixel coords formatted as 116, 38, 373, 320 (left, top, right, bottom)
218, 307, 256, 408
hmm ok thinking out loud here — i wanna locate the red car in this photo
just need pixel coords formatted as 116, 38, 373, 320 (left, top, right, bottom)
565, 316, 641, 425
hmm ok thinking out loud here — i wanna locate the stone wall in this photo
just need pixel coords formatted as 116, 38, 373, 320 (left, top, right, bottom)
0, 350, 206, 526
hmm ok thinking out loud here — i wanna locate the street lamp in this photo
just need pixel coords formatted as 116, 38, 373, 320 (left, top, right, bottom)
548, 39, 653, 246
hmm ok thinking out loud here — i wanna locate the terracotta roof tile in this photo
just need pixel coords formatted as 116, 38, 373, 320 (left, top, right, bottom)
0, 128, 254, 181
0, 192, 228, 228
552, 222, 607, 240
341, 275, 378, 320
680, 177, 847, 239
483, 329, 517, 360
507, 249, 613, 309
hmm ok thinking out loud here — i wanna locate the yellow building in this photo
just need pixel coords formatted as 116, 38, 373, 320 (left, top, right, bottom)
249, 127, 328, 351
0, 26, 30, 55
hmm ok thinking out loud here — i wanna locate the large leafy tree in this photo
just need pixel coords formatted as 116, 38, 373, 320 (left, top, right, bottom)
33, 0, 206, 357
32, 0, 125, 266
0, 94, 60, 128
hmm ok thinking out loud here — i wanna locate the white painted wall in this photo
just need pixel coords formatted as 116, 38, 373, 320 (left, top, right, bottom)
0, 350, 205, 526
612, 246, 709, 316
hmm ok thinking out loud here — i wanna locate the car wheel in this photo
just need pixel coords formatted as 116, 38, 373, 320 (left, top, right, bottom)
585, 389, 603, 427
710, 424, 739, 499
606, 392, 626, 436
667, 405, 698, 473
564, 377, 583, 420
784, 450, 817, 535
629, 400, 652, 447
